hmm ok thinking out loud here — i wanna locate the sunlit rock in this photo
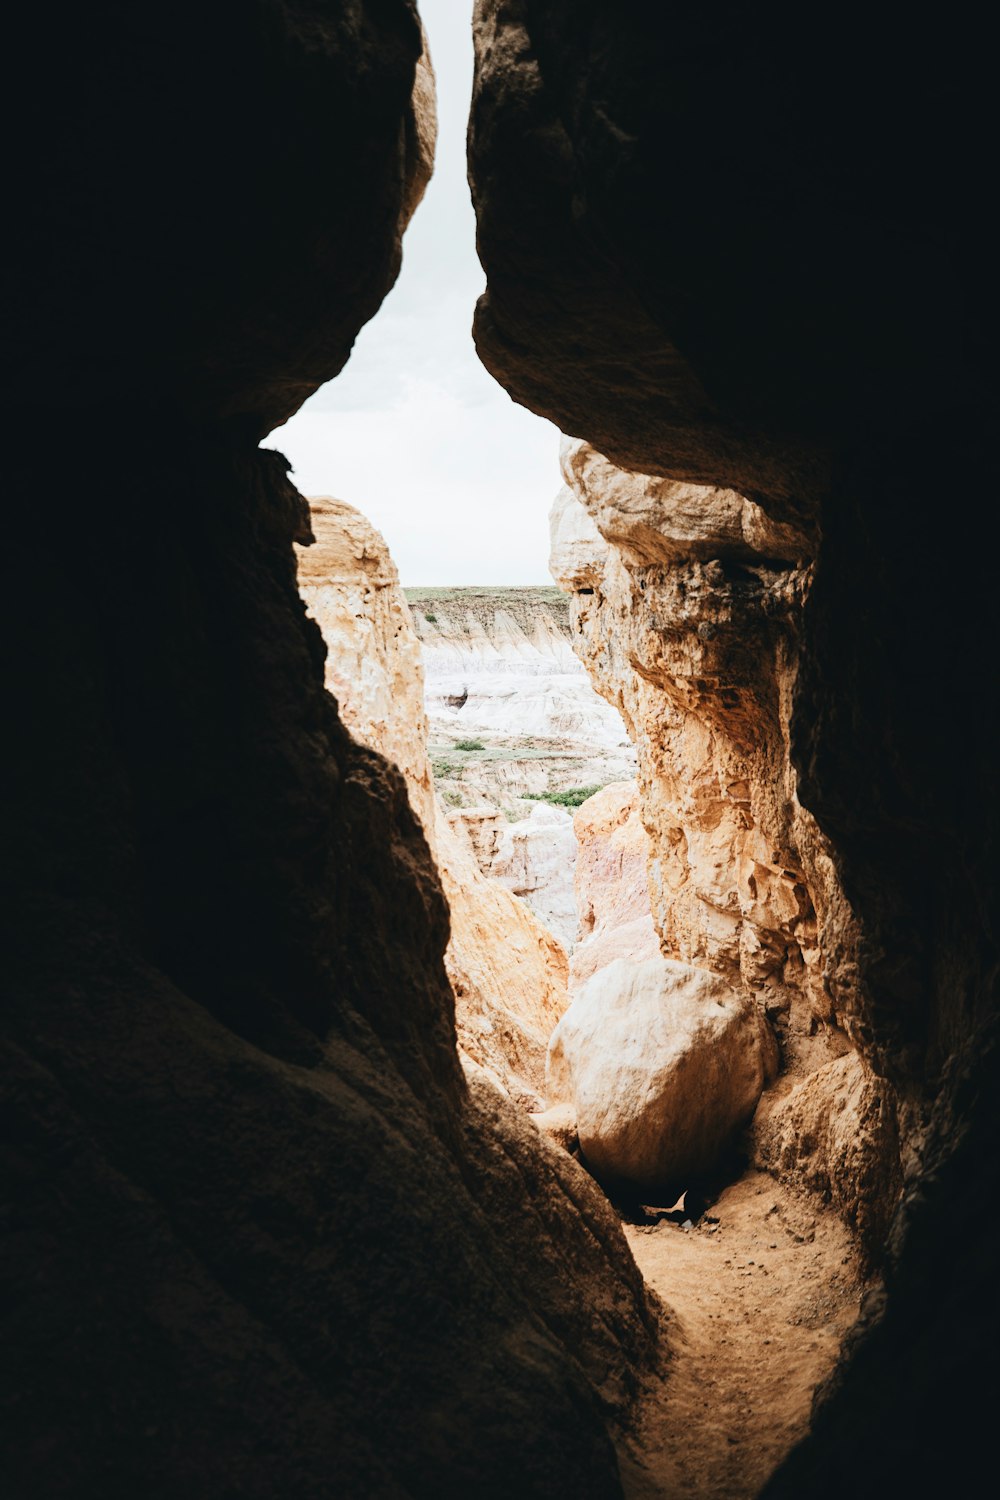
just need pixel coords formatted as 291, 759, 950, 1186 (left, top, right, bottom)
298, 496, 569, 1109
547, 956, 778, 1196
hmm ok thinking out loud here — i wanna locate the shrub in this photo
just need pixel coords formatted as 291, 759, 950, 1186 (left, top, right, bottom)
525, 784, 604, 809
424, 612, 437, 623
454, 738, 485, 752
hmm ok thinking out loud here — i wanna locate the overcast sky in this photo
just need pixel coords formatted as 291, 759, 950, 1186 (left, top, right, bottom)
262, 0, 560, 585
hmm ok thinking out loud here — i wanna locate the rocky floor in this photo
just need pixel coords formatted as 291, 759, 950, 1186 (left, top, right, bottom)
617, 1169, 868, 1499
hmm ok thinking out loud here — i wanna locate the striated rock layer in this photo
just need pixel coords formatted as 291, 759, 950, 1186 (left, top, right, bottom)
3, 7, 659, 1496
473, 3, 997, 1486
297, 497, 570, 1109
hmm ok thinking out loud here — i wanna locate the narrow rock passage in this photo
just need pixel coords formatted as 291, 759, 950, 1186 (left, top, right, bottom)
617, 1169, 868, 1499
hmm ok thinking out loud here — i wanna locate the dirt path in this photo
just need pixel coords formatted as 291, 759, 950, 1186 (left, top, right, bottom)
616, 1169, 870, 1498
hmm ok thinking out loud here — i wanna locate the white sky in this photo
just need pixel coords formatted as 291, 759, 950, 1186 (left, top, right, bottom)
262, 0, 561, 585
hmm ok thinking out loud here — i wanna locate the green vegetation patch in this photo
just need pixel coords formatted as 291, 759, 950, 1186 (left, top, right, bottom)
454, 738, 485, 752
524, 784, 606, 809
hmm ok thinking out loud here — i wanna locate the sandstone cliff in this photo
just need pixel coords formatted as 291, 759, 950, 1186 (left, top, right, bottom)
298, 498, 570, 1109
550, 440, 901, 1250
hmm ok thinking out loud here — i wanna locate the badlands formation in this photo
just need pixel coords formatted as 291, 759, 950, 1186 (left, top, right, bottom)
407, 585, 635, 948
7, 3, 994, 1498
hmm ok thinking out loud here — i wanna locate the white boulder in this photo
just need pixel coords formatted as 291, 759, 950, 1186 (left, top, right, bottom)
546, 956, 777, 1195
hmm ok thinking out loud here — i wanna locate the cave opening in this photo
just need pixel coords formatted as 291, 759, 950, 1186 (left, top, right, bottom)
8, 0, 995, 1496
271, 6, 894, 1495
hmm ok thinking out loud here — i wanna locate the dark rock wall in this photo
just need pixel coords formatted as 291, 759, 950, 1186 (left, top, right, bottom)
2, 5, 657, 1495
471, 2, 998, 1490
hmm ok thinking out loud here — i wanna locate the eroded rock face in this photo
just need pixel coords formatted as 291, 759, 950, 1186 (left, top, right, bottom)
552, 442, 900, 1250
297, 495, 437, 834
473, 5, 996, 1483
548, 957, 777, 1198
4, 7, 659, 1493
297, 497, 569, 1110
411, 586, 630, 747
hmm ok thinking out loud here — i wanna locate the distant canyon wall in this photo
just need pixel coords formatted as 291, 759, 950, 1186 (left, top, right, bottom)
408, 586, 632, 748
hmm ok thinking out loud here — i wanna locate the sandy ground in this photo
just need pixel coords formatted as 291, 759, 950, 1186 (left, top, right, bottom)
616, 1169, 870, 1498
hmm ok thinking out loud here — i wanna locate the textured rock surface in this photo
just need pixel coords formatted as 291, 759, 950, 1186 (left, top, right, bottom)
297, 495, 437, 835
751, 1055, 901, 1242
436, 817, 569, 1109
473, 4, 996, 1485
297, 498, 569, 1110
3, 7, 660, 1494
552, 443, 897, 1248
548, 957, 777, 1197
571, 782, 659, 990
550, 484, 610, 590
470, 1, 981, 516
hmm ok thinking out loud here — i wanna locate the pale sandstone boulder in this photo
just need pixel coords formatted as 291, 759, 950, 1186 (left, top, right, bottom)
529, 1101, 579, 1154
298, 498, 568, 1108
547, 956, 778, 1195
571, 782, 659, 989
550, 446, 842, 1035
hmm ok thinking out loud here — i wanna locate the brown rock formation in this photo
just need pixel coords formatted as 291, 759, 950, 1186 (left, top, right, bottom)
552, 441, 897, 1242
3, 6, 658, 1495
297, 496, 569, 1109
473, 5, 997, 1489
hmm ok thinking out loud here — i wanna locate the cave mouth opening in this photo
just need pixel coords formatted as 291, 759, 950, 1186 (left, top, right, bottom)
271, 4, 893, 1490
